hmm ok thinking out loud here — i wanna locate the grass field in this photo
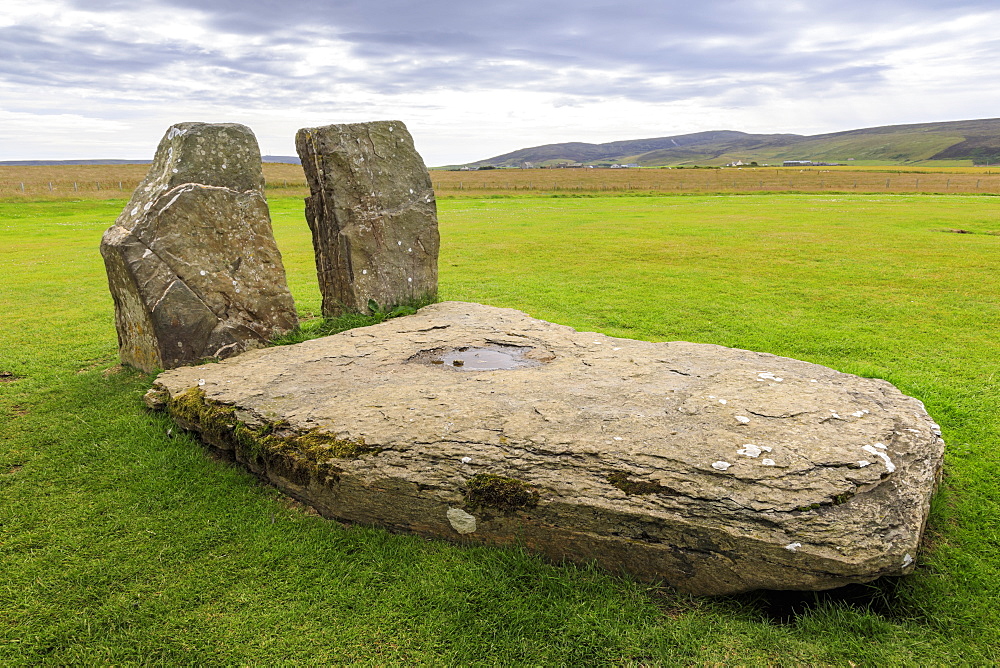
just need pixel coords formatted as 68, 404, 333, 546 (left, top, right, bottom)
2, 192, 999, 664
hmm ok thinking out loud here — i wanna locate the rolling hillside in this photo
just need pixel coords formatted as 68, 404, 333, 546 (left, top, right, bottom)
463, 118, 1000, 167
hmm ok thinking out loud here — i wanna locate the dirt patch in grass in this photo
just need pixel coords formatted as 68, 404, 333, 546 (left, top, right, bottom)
101, 364, 125, 378
5, 465, 23, 475
0, 371, 21, 383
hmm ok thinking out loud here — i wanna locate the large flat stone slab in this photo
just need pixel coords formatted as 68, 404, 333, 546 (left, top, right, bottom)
148, 302, 944, 595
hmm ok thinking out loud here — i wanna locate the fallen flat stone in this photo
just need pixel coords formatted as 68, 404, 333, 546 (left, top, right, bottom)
147, 302, 944, 595
101, 122, 297, 372
295, 120, 439, 316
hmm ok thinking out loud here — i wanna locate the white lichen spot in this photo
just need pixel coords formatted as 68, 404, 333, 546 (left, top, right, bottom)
735, 415, 750, 424
362, 269, 368, 275
858, 460, 872, 467
235, 289, 240, 293
830, 412, 841, 419
762, 458, 775, 466
612, 347, 622, 351
711, 461, 731, 471
861, 444, 896, 473
903, 553, 914, 568
757, 372, 783, 382
197, 379, 205, 386
172, 168, 179, 173
460, 456, 472, 464
131, 206, 140, 216
407, 247, 412, 252
719, 399, 728, 405
397, 240, 402, 246
221, 164, 227, 170
738, 444, 771, 458
708, 395, 715, 399
446, 507, 477, 534
852, 411, 865, 418
167, 127, 188, 139
199, 270, 207, 276
810, 379, 818, 383
785, 542, 802, 552
409, 188, 414, 194
142, 248, 153, 258
873, 442, 887, 449
613, 436, 623, 441
408, 277, 413, 283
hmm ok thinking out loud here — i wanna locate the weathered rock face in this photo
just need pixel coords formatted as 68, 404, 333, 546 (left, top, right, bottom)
147, 302, 944, 595
295, 120, 439, 316
101, 122, 298, 373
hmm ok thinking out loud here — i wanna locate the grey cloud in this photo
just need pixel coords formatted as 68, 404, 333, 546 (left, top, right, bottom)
9, 0, 996, 106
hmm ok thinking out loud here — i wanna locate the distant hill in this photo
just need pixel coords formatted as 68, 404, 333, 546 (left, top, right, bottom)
0, 156, 301, 166
461, 118, 1000, 168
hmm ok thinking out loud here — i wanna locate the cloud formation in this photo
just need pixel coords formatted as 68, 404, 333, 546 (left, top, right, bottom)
3, 0, 1000, 163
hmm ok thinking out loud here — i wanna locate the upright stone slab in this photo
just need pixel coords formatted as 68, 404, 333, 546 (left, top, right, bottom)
101, 122, 297, 373
295, 120, 439, 316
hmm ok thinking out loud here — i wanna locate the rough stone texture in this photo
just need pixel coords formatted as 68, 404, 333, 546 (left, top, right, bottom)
295, 120, 439, 316
101, 122, 297, 373
148, 302, 944, 595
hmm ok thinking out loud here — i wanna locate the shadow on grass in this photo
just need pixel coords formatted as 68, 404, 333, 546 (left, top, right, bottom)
725, 576, 911, 625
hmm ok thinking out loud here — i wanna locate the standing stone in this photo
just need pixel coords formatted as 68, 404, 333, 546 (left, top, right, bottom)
101, 122, 297, 373
295, 121, 439, 316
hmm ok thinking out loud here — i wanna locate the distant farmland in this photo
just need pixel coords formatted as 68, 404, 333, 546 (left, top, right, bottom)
0, 163, 309, 200
429, 166, 1000, 196
2, 163, 999, 200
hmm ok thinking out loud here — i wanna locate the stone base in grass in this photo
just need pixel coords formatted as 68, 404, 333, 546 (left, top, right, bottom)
147, 301, 944, 595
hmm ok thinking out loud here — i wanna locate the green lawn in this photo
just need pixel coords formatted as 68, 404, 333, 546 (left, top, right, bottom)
2, 194, 998, 664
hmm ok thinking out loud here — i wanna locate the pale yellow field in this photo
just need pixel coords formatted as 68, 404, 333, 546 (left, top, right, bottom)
3, 162, 999, 200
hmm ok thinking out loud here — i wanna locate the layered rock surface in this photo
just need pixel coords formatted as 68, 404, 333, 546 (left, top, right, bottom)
148, 302, 944, 595
101, 122, 297, 372
295, 120, 439, 316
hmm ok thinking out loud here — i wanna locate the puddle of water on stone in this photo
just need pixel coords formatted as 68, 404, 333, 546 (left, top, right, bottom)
421, 346, 541, 371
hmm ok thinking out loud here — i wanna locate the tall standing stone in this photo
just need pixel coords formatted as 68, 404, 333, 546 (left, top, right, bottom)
101, 122, 298, 373
295, 121, 439, 316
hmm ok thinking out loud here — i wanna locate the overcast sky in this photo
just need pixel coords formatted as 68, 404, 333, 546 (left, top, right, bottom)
2, 0, 999, 165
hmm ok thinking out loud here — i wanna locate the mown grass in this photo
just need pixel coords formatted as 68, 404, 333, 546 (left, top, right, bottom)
2, 194, 999, 664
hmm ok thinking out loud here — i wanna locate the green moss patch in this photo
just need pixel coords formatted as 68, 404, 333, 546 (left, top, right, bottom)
465, 473, 539, 513
167, 387, 377, 480
607, 472, 680, 496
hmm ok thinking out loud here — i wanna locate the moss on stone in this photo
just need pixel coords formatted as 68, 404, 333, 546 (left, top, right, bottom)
465, 473, 539, 512
167, 387, 375, 481
832, 491, 856, 505
607, 471, 680, 496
